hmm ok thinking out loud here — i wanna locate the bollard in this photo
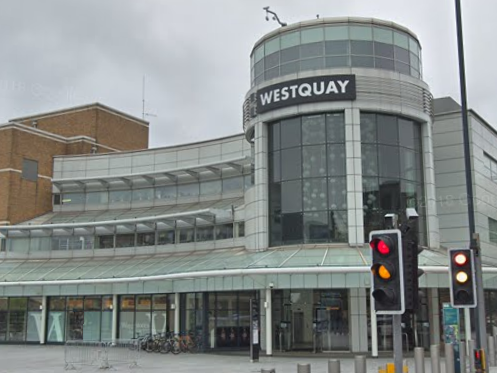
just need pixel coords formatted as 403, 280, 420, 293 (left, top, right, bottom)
488, 335, 496, 367
460, 341, 467, 373
297, 363, 311, 373
328, 359, 340, 373
430, 344, 441, 373
445, 343, 455, 373
354, 355, 366, 373
468, 340, 475, 373
414, 347, 425, 373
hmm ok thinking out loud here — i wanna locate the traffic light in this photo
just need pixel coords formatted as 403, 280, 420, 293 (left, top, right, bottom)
402, 225, 424, 311
370, 229, 404, 314
448, 248, 477, 308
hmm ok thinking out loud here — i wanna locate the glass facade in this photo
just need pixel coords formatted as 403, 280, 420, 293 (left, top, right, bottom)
361, 113, 425, 244
57, 175, 251, 209
0, 297, 42, 343
268, 113, 347, 246
251, 23, 422, 86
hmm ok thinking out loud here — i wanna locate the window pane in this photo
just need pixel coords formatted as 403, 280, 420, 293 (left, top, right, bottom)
137, 232, 155, 246
281, 31, 300, 49
281, 46, 300, 63
363, 177, 380, 211
361, 113, 377, 143
304, 211, 329, 243
375, 57, 395, 70
254, 59, 264, 76
325, 40, 349, 55
394, 46, 410, 64
86, 192, 108, 205
265, 67, 279, 80
109, 190, 131, 203
270, 151, 281, 182
116, 234, 135, 248
281, 180, 302, 213
362, 144, 378, 176
394, 32, 409, 49
179, 228, 194, 243
132, 188, 153, 202
67, 297, 84, 310
155, 185, 177, 200
409, 38, 419, 55
282, 213, 303, 244
303, 178, 327, 211
178, 183, 199, 197
373, 27, 393, 44
303, 145, 327, 177
196, 226, 214, 242
301, 27, 324, 43
377, 115, 398, 145
280, 61, 300, 75
222, 177, 244, 193
326, 113, 345, 143
216, 224, 234, 240
325, 56, 349, 68
265, 51, 280, 70
300, 57, 324, 71
265, 37, 280, 55
400, 148, 417, 181
395, 61, 411, 75
269, 122, 280, 152
351, 41, 373, 55
269, 183, 281, 215
379, 178, 401, 211
329, 177, 347, 210
349, 26, 372, 40
329, 210, 348, 242
280, 117, 301, 149
158, 230, 175, 245
270, 214, 282, 246
325, 26, 348, 40
84, 297, 101, 311
351, 56, 374, 68
398, 119, 415, 149
300, 42, 324, 57
379, 146, 400, 178
201, 180, 222, 195
281, 147, 301, 181
62, 193, 85, 205
374, 42, 394, 58
327, 144, 346, 176
254, 44, 264, 62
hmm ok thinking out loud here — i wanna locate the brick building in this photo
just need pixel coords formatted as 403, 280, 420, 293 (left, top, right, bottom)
0, 103, 148, 225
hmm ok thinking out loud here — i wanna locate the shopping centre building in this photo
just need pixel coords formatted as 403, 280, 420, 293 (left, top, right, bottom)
0, 17, 497, 354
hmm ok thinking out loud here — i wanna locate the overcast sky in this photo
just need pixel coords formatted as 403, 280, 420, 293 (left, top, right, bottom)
0, 0, 495, 148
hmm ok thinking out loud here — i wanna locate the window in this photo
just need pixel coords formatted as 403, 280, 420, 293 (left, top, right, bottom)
484, 153, 497, 182
490, 218, 497, 244
62, 193, 85, 205
22, 159, 38, 181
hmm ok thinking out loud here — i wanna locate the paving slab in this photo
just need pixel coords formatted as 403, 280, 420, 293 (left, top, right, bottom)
0, 345, 497, 373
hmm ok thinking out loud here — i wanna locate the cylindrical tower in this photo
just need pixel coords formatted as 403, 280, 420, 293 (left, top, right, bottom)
243, 17, 438, 251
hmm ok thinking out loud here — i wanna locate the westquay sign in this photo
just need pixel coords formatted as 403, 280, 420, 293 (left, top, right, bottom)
256, 75, 356, 114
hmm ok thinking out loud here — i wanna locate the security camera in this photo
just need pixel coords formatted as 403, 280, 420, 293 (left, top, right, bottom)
384, 213, 398, 229
269, 282, 274, 289
265, 16, 269, 21
406, 208, 419, 221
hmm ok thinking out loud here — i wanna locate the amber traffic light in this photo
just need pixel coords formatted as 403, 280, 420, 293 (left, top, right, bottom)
448, 248, 476, 308
370, 229, 404, 314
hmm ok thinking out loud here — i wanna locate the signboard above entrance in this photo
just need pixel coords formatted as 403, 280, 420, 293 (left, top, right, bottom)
256, 75, 356, 114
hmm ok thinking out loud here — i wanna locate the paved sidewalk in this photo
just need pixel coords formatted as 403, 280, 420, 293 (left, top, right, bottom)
0, 345, 496, 372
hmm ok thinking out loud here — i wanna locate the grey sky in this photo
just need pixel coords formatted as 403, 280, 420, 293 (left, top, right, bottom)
0, 0, 495, 148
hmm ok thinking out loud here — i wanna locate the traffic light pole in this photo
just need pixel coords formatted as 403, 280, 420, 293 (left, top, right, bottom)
393, 314, 403, 373
454, 0, 487, 358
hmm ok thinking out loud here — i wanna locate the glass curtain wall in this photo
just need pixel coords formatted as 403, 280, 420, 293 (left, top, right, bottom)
360, 113, 425, 244
268, 113, 347, 246
0, 297, 42, 343
118, 294, 174, 339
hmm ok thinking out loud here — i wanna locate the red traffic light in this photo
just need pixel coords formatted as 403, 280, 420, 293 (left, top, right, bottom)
370, 238, 391, 255
454, 253, 467, 266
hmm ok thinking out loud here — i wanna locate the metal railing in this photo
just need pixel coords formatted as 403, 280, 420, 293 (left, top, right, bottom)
64, 340, 140, 370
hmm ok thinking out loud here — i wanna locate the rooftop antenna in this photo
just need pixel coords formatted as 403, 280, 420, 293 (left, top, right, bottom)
263, 6, 287, 27
142, 76, 157, 120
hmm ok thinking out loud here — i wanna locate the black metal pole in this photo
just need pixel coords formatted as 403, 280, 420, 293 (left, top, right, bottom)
454, 0, 487, 355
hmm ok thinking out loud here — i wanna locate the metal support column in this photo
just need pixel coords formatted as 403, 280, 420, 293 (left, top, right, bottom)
112, 294, 118, 343
393, 314, 403, 372
371, 294, 378, 357
266, 288, 272, 356
40, 296, 47, 344
174, 293, 180, 334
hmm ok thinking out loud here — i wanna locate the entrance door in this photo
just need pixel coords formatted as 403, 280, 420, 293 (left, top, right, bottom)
293, 311, 304, 346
